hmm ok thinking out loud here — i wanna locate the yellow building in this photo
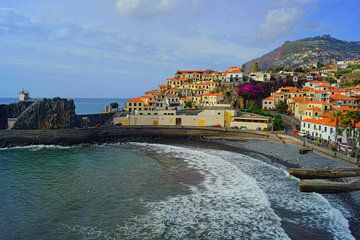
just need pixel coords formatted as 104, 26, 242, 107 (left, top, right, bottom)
201, 93, 224, 106
125, 97, 145, 112
113, 109, 235, 128
230, 113, 272, 130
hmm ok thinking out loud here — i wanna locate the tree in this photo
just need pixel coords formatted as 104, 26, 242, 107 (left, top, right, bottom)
323, 77, 337, 85
110, 102, 119, 110
251, 62, 260, 72
241, 64, 246, 72
317, 61, 325, 69
330, 110, 343, 144
273, 115, 284, 131
345, 111, 360, 157
184, 101, 193, 109
340, 115, 352, 147
276, 101, 288, 113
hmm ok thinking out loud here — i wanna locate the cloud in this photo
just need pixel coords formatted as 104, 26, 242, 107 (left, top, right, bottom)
260, 8, 302, 41
115, 0, 196, 19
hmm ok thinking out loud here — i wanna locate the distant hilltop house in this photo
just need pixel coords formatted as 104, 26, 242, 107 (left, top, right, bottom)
19, 88, 30, 102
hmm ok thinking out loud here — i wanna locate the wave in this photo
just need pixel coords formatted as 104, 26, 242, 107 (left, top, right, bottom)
63, 143, 354, 240
206, 148, 354, 240
0, 144, 74, 151
67, 142, 290, 239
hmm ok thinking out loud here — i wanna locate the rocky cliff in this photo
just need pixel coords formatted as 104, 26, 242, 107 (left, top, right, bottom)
12, 98, 76, 130
0, 105, 8, 129
7, 101, 34, 118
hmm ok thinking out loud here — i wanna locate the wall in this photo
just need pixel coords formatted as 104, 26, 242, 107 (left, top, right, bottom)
76, 113, 115, 128
230, 121, 270, 130
0, 126, 270, 147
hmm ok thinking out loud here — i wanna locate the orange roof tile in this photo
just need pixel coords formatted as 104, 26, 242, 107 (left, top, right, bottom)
127, 97, 143, 103
330, 94, 356, 100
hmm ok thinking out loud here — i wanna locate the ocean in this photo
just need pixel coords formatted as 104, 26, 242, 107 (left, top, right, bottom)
0, 98, 128, 115
0, 99, 359, 239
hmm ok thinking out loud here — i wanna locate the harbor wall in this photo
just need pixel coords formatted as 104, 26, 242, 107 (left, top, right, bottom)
0, 126, 269, 147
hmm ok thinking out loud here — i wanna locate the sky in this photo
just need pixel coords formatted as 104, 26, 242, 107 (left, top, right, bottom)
1, 0, 359, 98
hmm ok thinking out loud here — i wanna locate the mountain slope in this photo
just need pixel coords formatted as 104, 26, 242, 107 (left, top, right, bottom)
245, 35, 360, 70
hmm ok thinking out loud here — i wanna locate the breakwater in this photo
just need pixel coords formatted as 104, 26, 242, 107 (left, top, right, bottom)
0, 126, 270, 147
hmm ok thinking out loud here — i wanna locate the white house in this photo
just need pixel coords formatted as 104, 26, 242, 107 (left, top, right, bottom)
301, 118, 360, 145
224, 66, 243, 84
249, 71, 272, 82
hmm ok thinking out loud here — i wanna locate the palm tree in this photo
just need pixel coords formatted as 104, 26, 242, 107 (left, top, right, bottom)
340, 114, 352, 147
346, 110, 360, 157
330, 110, 343, 144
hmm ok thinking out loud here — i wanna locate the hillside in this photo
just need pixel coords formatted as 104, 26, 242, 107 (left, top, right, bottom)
245, 35, 360, 71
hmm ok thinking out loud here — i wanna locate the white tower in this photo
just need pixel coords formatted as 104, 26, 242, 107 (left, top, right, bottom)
19, 88, 30, 102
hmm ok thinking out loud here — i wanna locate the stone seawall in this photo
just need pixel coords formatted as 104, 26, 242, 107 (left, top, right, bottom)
0, 126, 270, 147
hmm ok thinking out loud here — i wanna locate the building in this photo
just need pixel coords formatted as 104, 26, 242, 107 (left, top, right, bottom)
113, 109, 235, 128
224, 66, 243, 84
201, 93, 224, 106
125, 97, 144, 112
262, 96, 276, 110
19, 89, 30, 102
230, 113, 273, 130
301, 118, 360, 145
249, 71, 272, 82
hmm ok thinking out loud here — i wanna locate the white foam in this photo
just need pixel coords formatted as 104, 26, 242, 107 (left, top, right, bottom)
64, 143, 355, 239
0, 144, 72, 151
206, 148, 355, 240
110, 142, 290, 239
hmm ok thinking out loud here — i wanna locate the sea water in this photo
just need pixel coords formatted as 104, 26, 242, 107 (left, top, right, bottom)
0, 98, 128, 115
0, 142, 357, 240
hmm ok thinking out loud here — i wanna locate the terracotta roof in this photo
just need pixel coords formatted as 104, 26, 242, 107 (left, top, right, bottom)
264, 96, 274, 100
330, 94, 356, 100
303, 117, 360, 128
202, 93, 223, 97
127, 97, 143, 103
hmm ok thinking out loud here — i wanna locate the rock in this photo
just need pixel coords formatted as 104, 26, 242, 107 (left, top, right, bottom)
0, 104, 8, 129
7, 101, 33, 118
12, 98, 76, 129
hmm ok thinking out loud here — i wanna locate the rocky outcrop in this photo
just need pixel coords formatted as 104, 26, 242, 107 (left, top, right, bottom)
0, 105, 8, 129
7, 101, 33, 118
12, 98, 76, 130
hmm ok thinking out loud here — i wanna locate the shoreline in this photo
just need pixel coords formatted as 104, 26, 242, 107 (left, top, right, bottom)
1, 135, 359, 238
0, 126, 357, 165
159, 138, 360, 239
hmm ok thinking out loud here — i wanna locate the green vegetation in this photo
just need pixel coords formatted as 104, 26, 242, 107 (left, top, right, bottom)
251, 62, 260, 72
243, 104, 272, 117
241, 64, 246, 72
317, 61, 325, 68
323, 77, 337, 84
335, 69, 352, 75
276, 101, 288, 113
273, 115, 284, 131
242, 104, 284, 131
110, 102, 119, 110
184, 101, 193, 109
